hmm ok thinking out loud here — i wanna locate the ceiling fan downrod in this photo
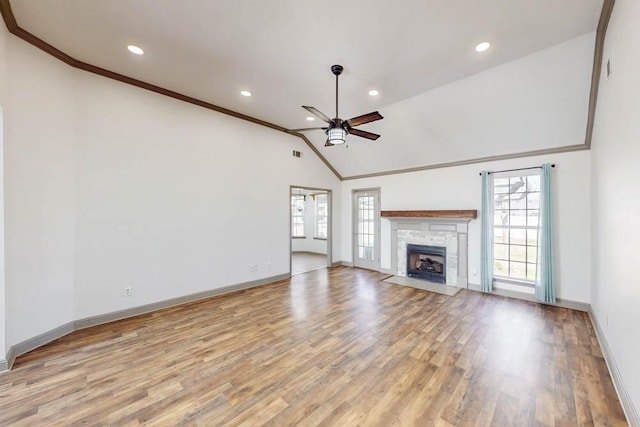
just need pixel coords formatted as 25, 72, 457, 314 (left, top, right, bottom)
331, 64, 343, 119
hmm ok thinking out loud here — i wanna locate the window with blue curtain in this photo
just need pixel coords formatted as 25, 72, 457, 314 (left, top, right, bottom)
481, 164, 555, 302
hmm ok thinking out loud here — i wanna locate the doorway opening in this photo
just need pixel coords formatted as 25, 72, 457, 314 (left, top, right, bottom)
290, 186, 332, 275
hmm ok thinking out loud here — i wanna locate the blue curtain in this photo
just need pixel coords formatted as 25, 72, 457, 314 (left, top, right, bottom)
480, 171, 493, 292
535, 164, 556, 303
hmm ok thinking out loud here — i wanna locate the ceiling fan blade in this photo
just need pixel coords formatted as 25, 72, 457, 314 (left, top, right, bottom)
288, 127, 327, 132
349, 128, 380, 141
345, 111, 383, 127
302, 106, 332, 123
324, 139, 334, 147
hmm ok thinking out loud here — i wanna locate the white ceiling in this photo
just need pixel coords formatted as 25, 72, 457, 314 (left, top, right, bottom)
11, 0, 603, 177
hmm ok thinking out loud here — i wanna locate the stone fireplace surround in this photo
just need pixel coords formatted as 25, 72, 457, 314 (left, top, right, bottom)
381, 211, 477, 288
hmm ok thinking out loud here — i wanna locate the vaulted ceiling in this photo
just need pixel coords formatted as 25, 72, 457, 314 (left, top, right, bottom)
5, 0, 604, 178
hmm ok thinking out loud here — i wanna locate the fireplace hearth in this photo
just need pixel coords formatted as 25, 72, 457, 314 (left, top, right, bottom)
406, 244, 446, 284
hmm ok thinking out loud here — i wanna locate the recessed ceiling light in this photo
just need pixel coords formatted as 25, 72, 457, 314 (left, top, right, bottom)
306, 116, 315, 121
127, 45, 144, 55
240, 90, 252, 97
368, 90, 379, 96
475, 42, 491, 53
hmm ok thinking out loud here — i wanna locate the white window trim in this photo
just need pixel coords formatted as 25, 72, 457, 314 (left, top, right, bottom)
315, 194, 328, 239
291, 195, 305, 238
491, 170, 541, 285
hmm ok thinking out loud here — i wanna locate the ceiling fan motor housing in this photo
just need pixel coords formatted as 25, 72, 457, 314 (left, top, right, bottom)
328, 118, 344, 130
325, 118, 345, 140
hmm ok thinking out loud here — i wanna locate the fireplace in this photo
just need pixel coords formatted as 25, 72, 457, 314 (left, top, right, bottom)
386, 212, 475, 288
406, 244, 446, 284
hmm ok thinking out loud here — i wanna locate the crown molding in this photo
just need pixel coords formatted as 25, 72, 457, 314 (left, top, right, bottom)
342, 144, 587, 181
0, 0, 342, 180
1, 0, 615, 182
585, 0, 615, 149
289, 132, 343, 180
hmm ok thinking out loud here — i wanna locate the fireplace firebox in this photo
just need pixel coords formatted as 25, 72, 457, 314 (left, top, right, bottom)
406, 244, 446, 284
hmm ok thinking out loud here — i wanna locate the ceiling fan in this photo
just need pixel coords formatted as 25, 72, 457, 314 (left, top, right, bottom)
289, 65, 383, 147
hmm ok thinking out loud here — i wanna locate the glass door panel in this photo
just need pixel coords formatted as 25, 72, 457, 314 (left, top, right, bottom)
353, 190, 380, 270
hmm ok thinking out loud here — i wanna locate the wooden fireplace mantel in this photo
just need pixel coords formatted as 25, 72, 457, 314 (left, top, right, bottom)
380, 210, 478, 219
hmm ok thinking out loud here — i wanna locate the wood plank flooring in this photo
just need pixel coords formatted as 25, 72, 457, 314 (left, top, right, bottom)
0, 267, 627, 426
291, 252, 328, 275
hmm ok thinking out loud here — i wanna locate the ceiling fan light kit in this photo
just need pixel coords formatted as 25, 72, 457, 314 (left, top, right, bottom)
291, 65, 384, 147
327, 126, 346, 145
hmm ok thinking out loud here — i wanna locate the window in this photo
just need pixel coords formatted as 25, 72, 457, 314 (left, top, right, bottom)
493, 173, 541, 283
291, 195, 305, 237
315, 194, 328, 239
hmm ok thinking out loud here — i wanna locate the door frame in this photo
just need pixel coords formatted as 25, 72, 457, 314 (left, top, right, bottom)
352, 188, 381, 271
289, 185, 333, 276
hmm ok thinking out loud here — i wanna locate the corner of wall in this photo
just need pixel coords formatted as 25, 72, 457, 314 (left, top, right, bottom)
589, 307, 640, 426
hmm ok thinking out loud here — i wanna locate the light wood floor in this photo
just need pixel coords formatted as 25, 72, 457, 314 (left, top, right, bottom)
0, 267, 627, 426
291, 251, 328, 275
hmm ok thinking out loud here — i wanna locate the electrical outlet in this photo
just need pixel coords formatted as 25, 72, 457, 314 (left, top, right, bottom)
124, 286, 132, 297
249, 264, 258, 273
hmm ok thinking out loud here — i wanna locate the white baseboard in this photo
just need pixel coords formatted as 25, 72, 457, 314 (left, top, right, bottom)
466, 284, 590, 312
0, 358, 8, 373
2, 273, 289, 372
589, 308, 639, 427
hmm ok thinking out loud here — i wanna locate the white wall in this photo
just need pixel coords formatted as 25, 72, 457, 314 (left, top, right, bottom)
291, 195, 328, 254
341, 150, 591, 303
1, 31, 341, 349
591, 0, 640, 418
0, 22, 7, 361
72, 71, 339, 320
0, 107, 5, 363
4, 35, 76, 349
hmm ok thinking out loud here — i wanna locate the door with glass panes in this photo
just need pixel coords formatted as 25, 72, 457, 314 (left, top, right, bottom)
352, 190, 380, 270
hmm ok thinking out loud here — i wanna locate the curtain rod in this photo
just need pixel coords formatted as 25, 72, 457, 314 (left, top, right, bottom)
478, 164, 555, 176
